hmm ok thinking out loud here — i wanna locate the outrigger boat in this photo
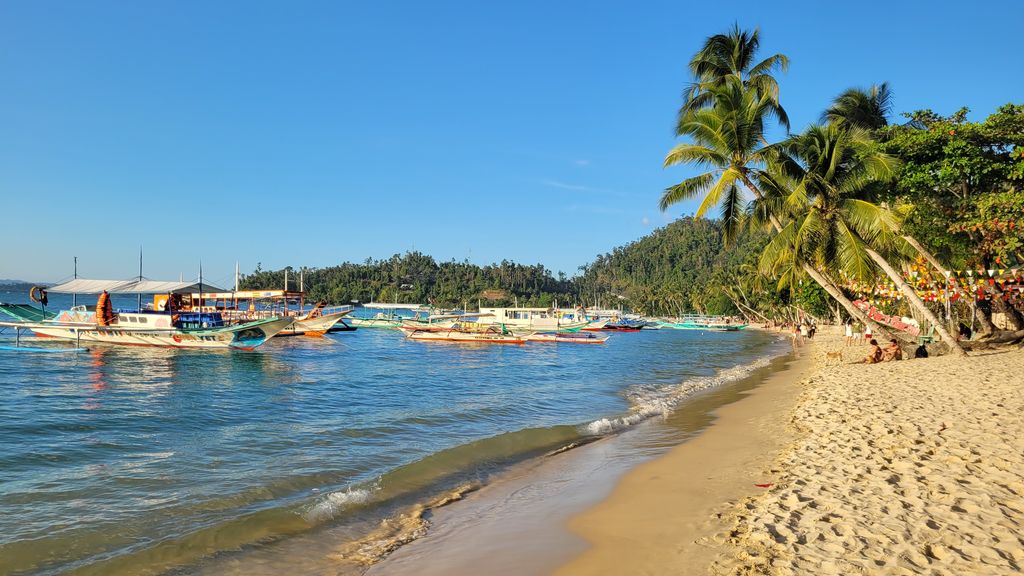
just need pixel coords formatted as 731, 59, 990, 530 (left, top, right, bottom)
182, 290, 352, 337
0, 279, 293, 350
656, 315, 748, 331
476, 307, 589, 333
348, 312, 406, 329
400, 321, 526, 344
525, 332, 609, 344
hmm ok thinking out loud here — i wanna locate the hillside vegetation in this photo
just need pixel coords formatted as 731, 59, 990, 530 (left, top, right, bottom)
240, 217, 778, 316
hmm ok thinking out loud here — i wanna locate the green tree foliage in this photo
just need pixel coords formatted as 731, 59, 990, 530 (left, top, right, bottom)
575, 217, 770, 316
239, 218, 769, 316
879, 104, 1024, 268
240, 252, 574, 309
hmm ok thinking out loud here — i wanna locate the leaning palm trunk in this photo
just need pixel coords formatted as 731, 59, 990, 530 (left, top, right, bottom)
864, 247, 966, 356
902, 235, 948, 277
800, 263, 895, 340
740, 173, 895, 337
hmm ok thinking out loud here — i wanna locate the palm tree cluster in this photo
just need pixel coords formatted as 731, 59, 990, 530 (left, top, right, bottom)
661, 26, 966, 355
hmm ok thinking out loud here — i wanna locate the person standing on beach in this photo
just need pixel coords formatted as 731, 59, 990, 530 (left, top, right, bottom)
864, 323, 873, 342
844, 319, 854, 346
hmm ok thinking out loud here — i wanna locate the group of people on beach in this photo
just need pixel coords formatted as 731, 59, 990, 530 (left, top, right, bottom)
862, 338, 904, 364
765, 320, 818, 347
843, 319, 874, 346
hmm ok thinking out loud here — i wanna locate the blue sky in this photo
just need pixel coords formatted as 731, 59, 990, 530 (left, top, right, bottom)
2, 0, 1020, 285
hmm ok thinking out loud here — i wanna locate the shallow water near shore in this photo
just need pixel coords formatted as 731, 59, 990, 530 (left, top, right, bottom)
0, 291, 785, 575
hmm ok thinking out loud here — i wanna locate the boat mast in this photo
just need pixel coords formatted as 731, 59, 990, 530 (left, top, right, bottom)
234, 261, 240, 312
137, 245, 143, 311
198, 262, 203, 313
72, 256, 78, 307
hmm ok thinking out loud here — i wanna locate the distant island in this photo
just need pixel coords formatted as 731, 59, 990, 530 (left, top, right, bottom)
0, 281, 49, 292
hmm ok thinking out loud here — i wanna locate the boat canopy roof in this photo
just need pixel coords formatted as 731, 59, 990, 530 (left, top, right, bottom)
188, 290, 305, 299
364, 302, 429, 310
48, 278, 225, 294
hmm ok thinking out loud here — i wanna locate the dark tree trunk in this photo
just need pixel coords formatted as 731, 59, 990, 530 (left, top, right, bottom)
993, 298, 1024, 331
974, 299, 997, 337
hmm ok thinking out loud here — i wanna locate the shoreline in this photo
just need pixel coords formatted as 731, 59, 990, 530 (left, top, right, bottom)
558, 328, 1024, 575
555, 336, 811, 575
369, 336, 798, 575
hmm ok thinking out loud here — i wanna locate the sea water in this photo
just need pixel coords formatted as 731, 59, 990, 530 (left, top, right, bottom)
0, 290, 783, 575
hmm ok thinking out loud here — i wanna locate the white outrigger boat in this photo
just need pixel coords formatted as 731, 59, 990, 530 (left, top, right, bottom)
476, 307, 590, 332
348, 312, 406, 329
0, 279, 293, 350
656, 315, 748, 331
348, 302, 430, 329
525, 332, 609, 344
400, 321, 526, 344
183, 290, 352, 337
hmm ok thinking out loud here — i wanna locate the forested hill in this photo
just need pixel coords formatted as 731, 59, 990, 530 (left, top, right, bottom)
239, 217, 770, 315
575, 217, 769, 315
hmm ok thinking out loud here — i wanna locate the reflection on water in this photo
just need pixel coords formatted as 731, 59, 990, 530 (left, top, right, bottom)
0, 291, 785, 575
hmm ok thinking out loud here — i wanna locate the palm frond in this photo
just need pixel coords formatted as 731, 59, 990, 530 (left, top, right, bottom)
694, 168, 740, 218
659, 171, 718, 211
663, 143, 728, 169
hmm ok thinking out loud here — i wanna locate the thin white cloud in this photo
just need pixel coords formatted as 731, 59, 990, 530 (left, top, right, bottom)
543, 179, 593, 192
574, 159, 590, 167
542, 179, 640, 199
563, 204, 626, 215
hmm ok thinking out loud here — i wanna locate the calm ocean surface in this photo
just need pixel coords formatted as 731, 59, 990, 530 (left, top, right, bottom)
0, 290, 782, 575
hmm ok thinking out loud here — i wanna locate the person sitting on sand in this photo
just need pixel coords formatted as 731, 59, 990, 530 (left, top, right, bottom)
881, 340, 903, 362
863, 339, 883, 364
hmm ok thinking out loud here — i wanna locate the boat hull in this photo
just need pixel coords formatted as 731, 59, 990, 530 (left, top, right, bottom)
11, 317, 294, 350
526, 333, 608, 344
280, 311, 350, 337
401, 327, 525, 344
348, 317, 404, 329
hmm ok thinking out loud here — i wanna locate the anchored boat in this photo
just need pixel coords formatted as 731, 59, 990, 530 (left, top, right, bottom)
183, 290, 352, 337
476, 307, 589, 333
0, 279, 294, 350
400, 321, 526, 344
525, 332, 609, 344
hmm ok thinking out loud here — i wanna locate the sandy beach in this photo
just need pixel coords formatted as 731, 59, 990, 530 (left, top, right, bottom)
559, 329, 1024, 575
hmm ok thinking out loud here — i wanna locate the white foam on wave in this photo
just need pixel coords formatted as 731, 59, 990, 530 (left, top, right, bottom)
303, 485, 377, 523
582, 354, 778, 436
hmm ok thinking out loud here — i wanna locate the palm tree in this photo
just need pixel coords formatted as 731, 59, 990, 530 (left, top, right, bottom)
761, 124, 966, 354
679, 24, 789, 132
822, 83, 892, 132
662, 78, 889, 336
662, 76, 785, 243
823, 84, 989, 336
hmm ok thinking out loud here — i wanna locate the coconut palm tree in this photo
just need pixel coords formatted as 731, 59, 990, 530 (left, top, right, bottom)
662, 78, 894, 337
761, 124, 966, 354
822, 83, 892, 132
679, 24, 789, 132
662, 76, 786, 243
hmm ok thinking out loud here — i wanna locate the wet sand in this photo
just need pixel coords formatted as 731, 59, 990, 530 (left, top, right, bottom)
556, 337, 812, 575
559, 328, 1024, 575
